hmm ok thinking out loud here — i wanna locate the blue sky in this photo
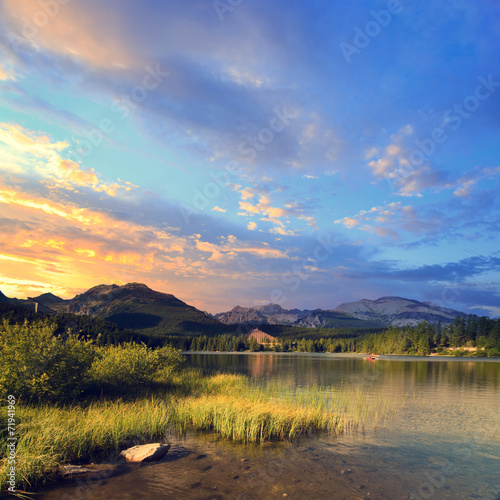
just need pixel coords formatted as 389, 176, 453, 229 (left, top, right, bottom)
0, 0, 499, 315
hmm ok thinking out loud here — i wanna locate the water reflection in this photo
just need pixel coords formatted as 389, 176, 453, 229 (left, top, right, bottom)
186, 352, 500, 393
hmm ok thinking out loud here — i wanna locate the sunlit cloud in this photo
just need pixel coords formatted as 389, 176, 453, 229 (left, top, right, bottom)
0, 123, 138, 196
2, 0, 135, 69
0, 62, 15, 81
212, 206, 226, 213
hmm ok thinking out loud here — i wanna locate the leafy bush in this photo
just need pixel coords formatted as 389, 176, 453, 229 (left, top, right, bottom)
0, 320, 186, 401
0, 319, 95, 401
89, 343, 185, 392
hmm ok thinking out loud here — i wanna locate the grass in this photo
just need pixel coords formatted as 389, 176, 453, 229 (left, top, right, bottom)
1, 369, 397, 494
1, 399, 170, 491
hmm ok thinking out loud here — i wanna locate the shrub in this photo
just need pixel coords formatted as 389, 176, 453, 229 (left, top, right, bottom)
0, 319, 95, 401
89, 343, 185, 393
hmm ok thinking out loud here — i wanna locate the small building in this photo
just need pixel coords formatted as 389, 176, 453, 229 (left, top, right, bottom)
247, 327, 277, 346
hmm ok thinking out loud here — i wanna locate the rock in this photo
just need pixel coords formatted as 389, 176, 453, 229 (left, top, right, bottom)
60, 464, 117, 477
120, 443, 170, 462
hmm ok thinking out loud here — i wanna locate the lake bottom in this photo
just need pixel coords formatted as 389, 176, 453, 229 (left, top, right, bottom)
37, 426, 499, 500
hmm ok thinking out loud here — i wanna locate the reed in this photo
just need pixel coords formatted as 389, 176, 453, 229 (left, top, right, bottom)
1, 370, 396, 493
0, 399, 170, 489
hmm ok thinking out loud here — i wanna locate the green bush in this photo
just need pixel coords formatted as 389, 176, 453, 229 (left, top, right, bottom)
0, 319, 95, 401
0, 320, 186, 401
89, 343, 185, 392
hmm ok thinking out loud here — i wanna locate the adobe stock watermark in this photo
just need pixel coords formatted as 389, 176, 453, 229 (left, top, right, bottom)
236, 233, 337, 338
408, 410, 499, 499
67, 64, 169, 163
6, 0, 70, 55
59, 450, 127, 500
213, 0, 244, 21
386, 73, 500, 192
179, 104, 296, 224
433, 282, 461, 311
340, 0, 404, 63
406, 74, 500, 171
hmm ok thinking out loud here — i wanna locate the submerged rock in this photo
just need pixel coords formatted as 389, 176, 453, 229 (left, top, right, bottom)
60, 464, 117, 477
120, 443, 170, 462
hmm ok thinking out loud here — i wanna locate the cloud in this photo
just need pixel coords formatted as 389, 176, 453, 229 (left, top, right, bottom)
335, 202, 420, 238
366, 124, 449, 197
194, 234, 288, 262
0, 123, 137, 196
452, 166, 500, 198
0, 1, 499, 315
0, 85, 99, 131
0, 62, 15, 81
0, 121, 306, 308
2, 0, 135, 69
237, 187, 317, 234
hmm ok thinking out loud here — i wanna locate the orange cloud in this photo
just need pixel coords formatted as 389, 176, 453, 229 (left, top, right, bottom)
0, 63, 15, 81
0, 123, 138, 196
3, 1, 135, 69
0, 188, 105, 225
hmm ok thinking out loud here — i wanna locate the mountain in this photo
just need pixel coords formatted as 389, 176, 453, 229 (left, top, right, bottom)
214, 304, 384, 328
0, 290, 10, 303
334, 296, 465, 327
31, 292, 70, 313
67, 282, 224, 334
32, 292, 65, 305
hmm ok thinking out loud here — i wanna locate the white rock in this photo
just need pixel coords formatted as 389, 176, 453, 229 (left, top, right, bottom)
120, 443, 170, 462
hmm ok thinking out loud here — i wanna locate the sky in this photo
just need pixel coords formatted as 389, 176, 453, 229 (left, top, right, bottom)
0, 0, 499, 316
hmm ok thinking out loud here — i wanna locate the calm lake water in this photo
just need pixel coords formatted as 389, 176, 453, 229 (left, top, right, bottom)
40, 353, 500, 500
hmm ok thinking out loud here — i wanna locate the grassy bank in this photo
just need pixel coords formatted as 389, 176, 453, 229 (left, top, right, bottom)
0, 369, 397, 493
0, 320, 395, 494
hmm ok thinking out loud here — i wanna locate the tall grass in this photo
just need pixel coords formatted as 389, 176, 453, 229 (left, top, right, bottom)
1, 370, 398, 493
0, 399, 170, 489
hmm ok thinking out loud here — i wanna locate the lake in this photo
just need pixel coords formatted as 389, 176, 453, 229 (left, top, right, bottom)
39, 353, 500, 500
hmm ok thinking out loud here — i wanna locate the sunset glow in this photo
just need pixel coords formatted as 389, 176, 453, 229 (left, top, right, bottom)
0, 1, 499, 315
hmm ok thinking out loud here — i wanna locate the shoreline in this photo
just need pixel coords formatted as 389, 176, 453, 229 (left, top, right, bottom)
182, 350, 500, 362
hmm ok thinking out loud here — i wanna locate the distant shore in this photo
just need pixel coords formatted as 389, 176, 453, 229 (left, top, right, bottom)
183, 350, 500, 361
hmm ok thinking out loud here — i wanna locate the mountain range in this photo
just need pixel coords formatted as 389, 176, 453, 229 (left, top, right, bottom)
214, 296, 465, 328
213, 304, 384, 328
0, 283, 467, 334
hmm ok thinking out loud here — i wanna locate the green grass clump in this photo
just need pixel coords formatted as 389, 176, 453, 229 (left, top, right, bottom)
168, 393, 342, 442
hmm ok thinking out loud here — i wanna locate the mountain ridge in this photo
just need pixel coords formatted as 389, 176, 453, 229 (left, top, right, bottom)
215, 296, 466, 327
0, 285, 470, 330
214, 303, 385, 328
0, 283, 224, 335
